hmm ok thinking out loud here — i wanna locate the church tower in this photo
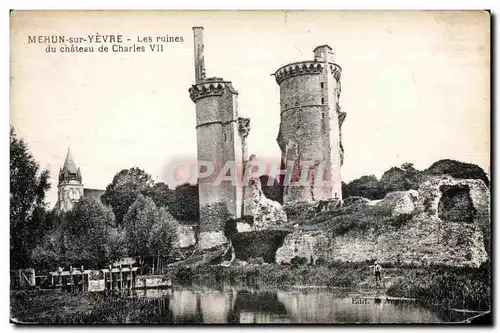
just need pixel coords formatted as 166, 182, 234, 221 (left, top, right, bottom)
56, 148, 84, 212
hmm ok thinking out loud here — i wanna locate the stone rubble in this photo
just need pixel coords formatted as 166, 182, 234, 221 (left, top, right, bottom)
275, 176, 489, 268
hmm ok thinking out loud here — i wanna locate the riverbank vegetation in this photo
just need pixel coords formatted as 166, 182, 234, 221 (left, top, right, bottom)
10, 290, 171, 324
172, 261, 491, 311
11, 261, 490, 324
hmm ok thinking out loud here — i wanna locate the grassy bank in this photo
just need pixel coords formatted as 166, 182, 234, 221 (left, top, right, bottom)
385, 264, 491, 311
11, 262, 490, 323
10, 290, 172, 324
172, 261, 491, 311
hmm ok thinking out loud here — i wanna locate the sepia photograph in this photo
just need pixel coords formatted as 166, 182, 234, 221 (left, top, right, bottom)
9, 10, 491, 324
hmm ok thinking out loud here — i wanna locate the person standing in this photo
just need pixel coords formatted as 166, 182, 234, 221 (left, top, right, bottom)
370, 260, 382, 284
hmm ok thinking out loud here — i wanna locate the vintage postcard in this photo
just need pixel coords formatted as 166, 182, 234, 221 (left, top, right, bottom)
9, 10, 491, 324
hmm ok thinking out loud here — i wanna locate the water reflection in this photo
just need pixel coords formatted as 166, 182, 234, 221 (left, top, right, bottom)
132, 286, 468, 324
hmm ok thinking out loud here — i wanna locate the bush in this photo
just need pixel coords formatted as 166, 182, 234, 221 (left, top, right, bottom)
425, 159, 489, 186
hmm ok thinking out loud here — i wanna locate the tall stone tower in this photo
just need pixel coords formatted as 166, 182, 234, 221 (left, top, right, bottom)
188, 27, 250, 250
273, 45, 346, 204
56, 148, 84, 212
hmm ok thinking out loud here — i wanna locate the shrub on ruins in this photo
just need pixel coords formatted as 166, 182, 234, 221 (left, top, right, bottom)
10, 126, 51, 269
102, 167, 155, 225
424, 159, 489, 186
342, 163, 420, 200
343, 160, 488, 201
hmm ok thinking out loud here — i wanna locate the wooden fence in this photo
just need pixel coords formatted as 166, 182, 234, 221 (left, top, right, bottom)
49, 264, 139, 292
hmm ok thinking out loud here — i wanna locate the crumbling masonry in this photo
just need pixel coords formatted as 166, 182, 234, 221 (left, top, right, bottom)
273, 45, 346, 204
189, 29, 346, 249
189, 27, 251, 250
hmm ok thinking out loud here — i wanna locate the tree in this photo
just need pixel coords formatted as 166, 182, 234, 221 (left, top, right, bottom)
106, 227, 128, 265
169, 183, 199, 221
379, 163, 421, 194
122, 194, 158, 258
32, 197, 127, 268
10, 126, 51, 269
66, 197, 125, 266
102, 167, 154, 225
343, 175, 383, 200
148, 207, 179, 274
67, 197, 126, 266
425, 159, 489, 186
147, 182, 174, 210
31, 226, 65, 269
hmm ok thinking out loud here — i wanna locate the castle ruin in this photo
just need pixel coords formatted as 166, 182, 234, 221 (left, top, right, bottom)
273, 45, 346, 204
188, 27, 251, 250
189, 28, 346, 249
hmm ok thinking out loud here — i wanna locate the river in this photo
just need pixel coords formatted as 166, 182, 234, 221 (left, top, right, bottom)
128, 286, 472, 324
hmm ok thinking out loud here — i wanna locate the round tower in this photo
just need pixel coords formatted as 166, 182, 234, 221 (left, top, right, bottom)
188, 27, 249, 250
273, 45, 346, 204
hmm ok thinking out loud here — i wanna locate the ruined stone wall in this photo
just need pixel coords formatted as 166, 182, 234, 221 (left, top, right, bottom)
324, 64, 343, 201
276, 177, 490, 268
175, 225, 197, 249
242, 177, 287, 231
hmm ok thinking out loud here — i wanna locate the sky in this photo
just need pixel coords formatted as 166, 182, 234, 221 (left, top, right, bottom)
10, 10, 490, 206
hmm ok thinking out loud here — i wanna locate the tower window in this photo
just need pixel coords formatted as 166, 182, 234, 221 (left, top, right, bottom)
295, 101, 299, 106
284, 103, 288, 109
320, 82, 324, 89
224, 133, 227, 141
321, 97, 325, 104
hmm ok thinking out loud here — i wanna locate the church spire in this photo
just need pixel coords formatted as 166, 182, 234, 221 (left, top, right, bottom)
62, 147, 78, 174
59, 147, 82, 184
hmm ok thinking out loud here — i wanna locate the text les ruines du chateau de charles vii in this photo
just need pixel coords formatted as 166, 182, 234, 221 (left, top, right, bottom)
27, 34, 184, 53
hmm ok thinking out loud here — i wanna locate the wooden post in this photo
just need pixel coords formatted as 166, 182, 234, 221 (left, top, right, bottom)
81, 265, 85, 292
87, 270, 91, 291
119, 264, 122, 290
128, 264, 132, 290
18, 270, 23, 288
29, 268, 36, 287
109, 265, 113, 291
58, 267, 62, 290
102, 270, 106, 291
69, 266, 73, 292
